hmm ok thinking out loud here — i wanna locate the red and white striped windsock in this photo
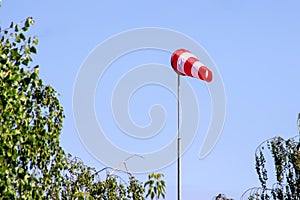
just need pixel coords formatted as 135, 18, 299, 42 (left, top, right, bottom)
171, 49, 213, 82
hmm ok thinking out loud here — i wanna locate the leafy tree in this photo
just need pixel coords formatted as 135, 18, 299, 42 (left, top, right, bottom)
0, 17, 67, 199
59, 156, 147, 199
0, 15, 166, 199
242, 116, 300, 199
144, 173, 166, 200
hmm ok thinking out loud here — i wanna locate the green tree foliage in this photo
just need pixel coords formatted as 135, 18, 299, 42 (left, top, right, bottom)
58, 156, 147, 200
144, 173, 166, 200
242, 135, 300, 199
0, 17, 166, 199
0, 17, 67, 199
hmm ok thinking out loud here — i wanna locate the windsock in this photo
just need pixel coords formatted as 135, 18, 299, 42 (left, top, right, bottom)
171, 49, 213, 82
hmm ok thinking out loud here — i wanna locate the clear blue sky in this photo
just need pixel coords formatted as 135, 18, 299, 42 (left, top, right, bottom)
2, 1, 300, 199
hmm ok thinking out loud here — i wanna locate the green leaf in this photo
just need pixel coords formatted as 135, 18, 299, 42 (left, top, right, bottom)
22, 57, 30, 66
33, 38, 39, 45
25, 17, 32, 28
30, 46, 37, 54
15, 35, 21, 43
22, 26, 29, 32
20, 33, 26, 41
14, 25, 19, 32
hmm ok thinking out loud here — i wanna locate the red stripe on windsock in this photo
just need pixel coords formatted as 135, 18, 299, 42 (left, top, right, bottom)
198, 66, 213, 82
184, 57, 198, 77
171, 49, 189, 76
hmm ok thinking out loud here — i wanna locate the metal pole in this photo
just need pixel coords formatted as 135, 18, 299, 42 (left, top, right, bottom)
177, 74, 181, 200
